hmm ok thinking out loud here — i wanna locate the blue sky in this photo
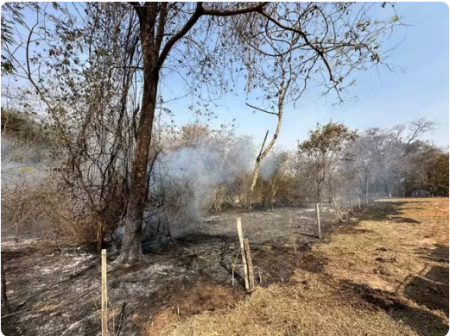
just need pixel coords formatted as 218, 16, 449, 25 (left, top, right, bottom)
164, 2, 449, 150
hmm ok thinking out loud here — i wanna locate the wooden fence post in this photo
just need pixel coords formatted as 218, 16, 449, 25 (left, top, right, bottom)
236, 218, 249, 291
101, 249, 108, 336
244, 239, 255, 291
315, 203, 322, 239
293, 237, 297, 254
1, 259, 10, 314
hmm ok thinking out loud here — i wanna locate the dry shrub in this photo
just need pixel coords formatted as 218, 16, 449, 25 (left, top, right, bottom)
1, 110, 48, 145
1, 171, 98, 243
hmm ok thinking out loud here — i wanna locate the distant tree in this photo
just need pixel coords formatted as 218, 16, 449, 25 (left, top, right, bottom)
428, 153, 449, 196
403, 143, 449, 197
179, 123, 211, 148
299, 122, 357, 238
361, 118, 435, 197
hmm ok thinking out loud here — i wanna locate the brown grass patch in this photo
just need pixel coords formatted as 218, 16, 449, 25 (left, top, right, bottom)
158, 272, 421, 336
33, 304, 60, 312
145, 281, 244, 335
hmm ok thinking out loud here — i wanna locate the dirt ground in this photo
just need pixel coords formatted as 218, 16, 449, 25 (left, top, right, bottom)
1, 199, 448, 336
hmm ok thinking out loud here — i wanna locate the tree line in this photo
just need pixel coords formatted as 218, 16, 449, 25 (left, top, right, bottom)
2, 108, 447, 250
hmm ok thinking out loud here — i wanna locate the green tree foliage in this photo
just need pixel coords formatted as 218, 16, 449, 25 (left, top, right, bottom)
299, 122, 357, 200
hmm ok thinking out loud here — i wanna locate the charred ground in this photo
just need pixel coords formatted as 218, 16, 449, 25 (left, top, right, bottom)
1, 205, 336, 336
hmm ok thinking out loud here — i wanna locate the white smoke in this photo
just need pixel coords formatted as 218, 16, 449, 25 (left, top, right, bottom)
151, 134, 256, 218
259, 150, 288, 181
1, 136, 47, 187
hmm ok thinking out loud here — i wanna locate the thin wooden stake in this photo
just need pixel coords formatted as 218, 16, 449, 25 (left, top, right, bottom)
97, 217, 103, 254
101, 249, 108, 336
244, 239, 255, 291
1, 259, 10, 314
293, 237, 297, 254
236, 218, 249, 291
116, 302, 126, 336
315, 203, 322, 239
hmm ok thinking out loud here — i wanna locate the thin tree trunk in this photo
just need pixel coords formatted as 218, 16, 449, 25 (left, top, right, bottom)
365, 176, 369, 204
249, 98, 284, 204
248, 163, 261, 206
271, 192, 274, 212
315, 182, 323, 238
248, 130, 269, 207
332, 197, 343, 222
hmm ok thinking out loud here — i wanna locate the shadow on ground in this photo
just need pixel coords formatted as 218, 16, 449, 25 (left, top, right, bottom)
355, 200, 421, 224
405, 245, 449, 317
342, 280, 448, 336
339, 201, 449, 336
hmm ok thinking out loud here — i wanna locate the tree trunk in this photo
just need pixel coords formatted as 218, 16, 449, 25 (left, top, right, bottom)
347, 192, 353, 208
365, 177, 369, 204
248, 162, 261, 205
248, 130, 269, 207
315, 183, 322, 238
117, 76, 158, 263
248, 98, 284, 206
383, 180, 390, 198
116, 17, 159, 263
332, 197, 343, 222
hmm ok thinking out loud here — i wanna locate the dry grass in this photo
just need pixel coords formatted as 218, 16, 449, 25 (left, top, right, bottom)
150, 198, 449, 336
32, 304, 60, 312
319, 198, 448, 294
